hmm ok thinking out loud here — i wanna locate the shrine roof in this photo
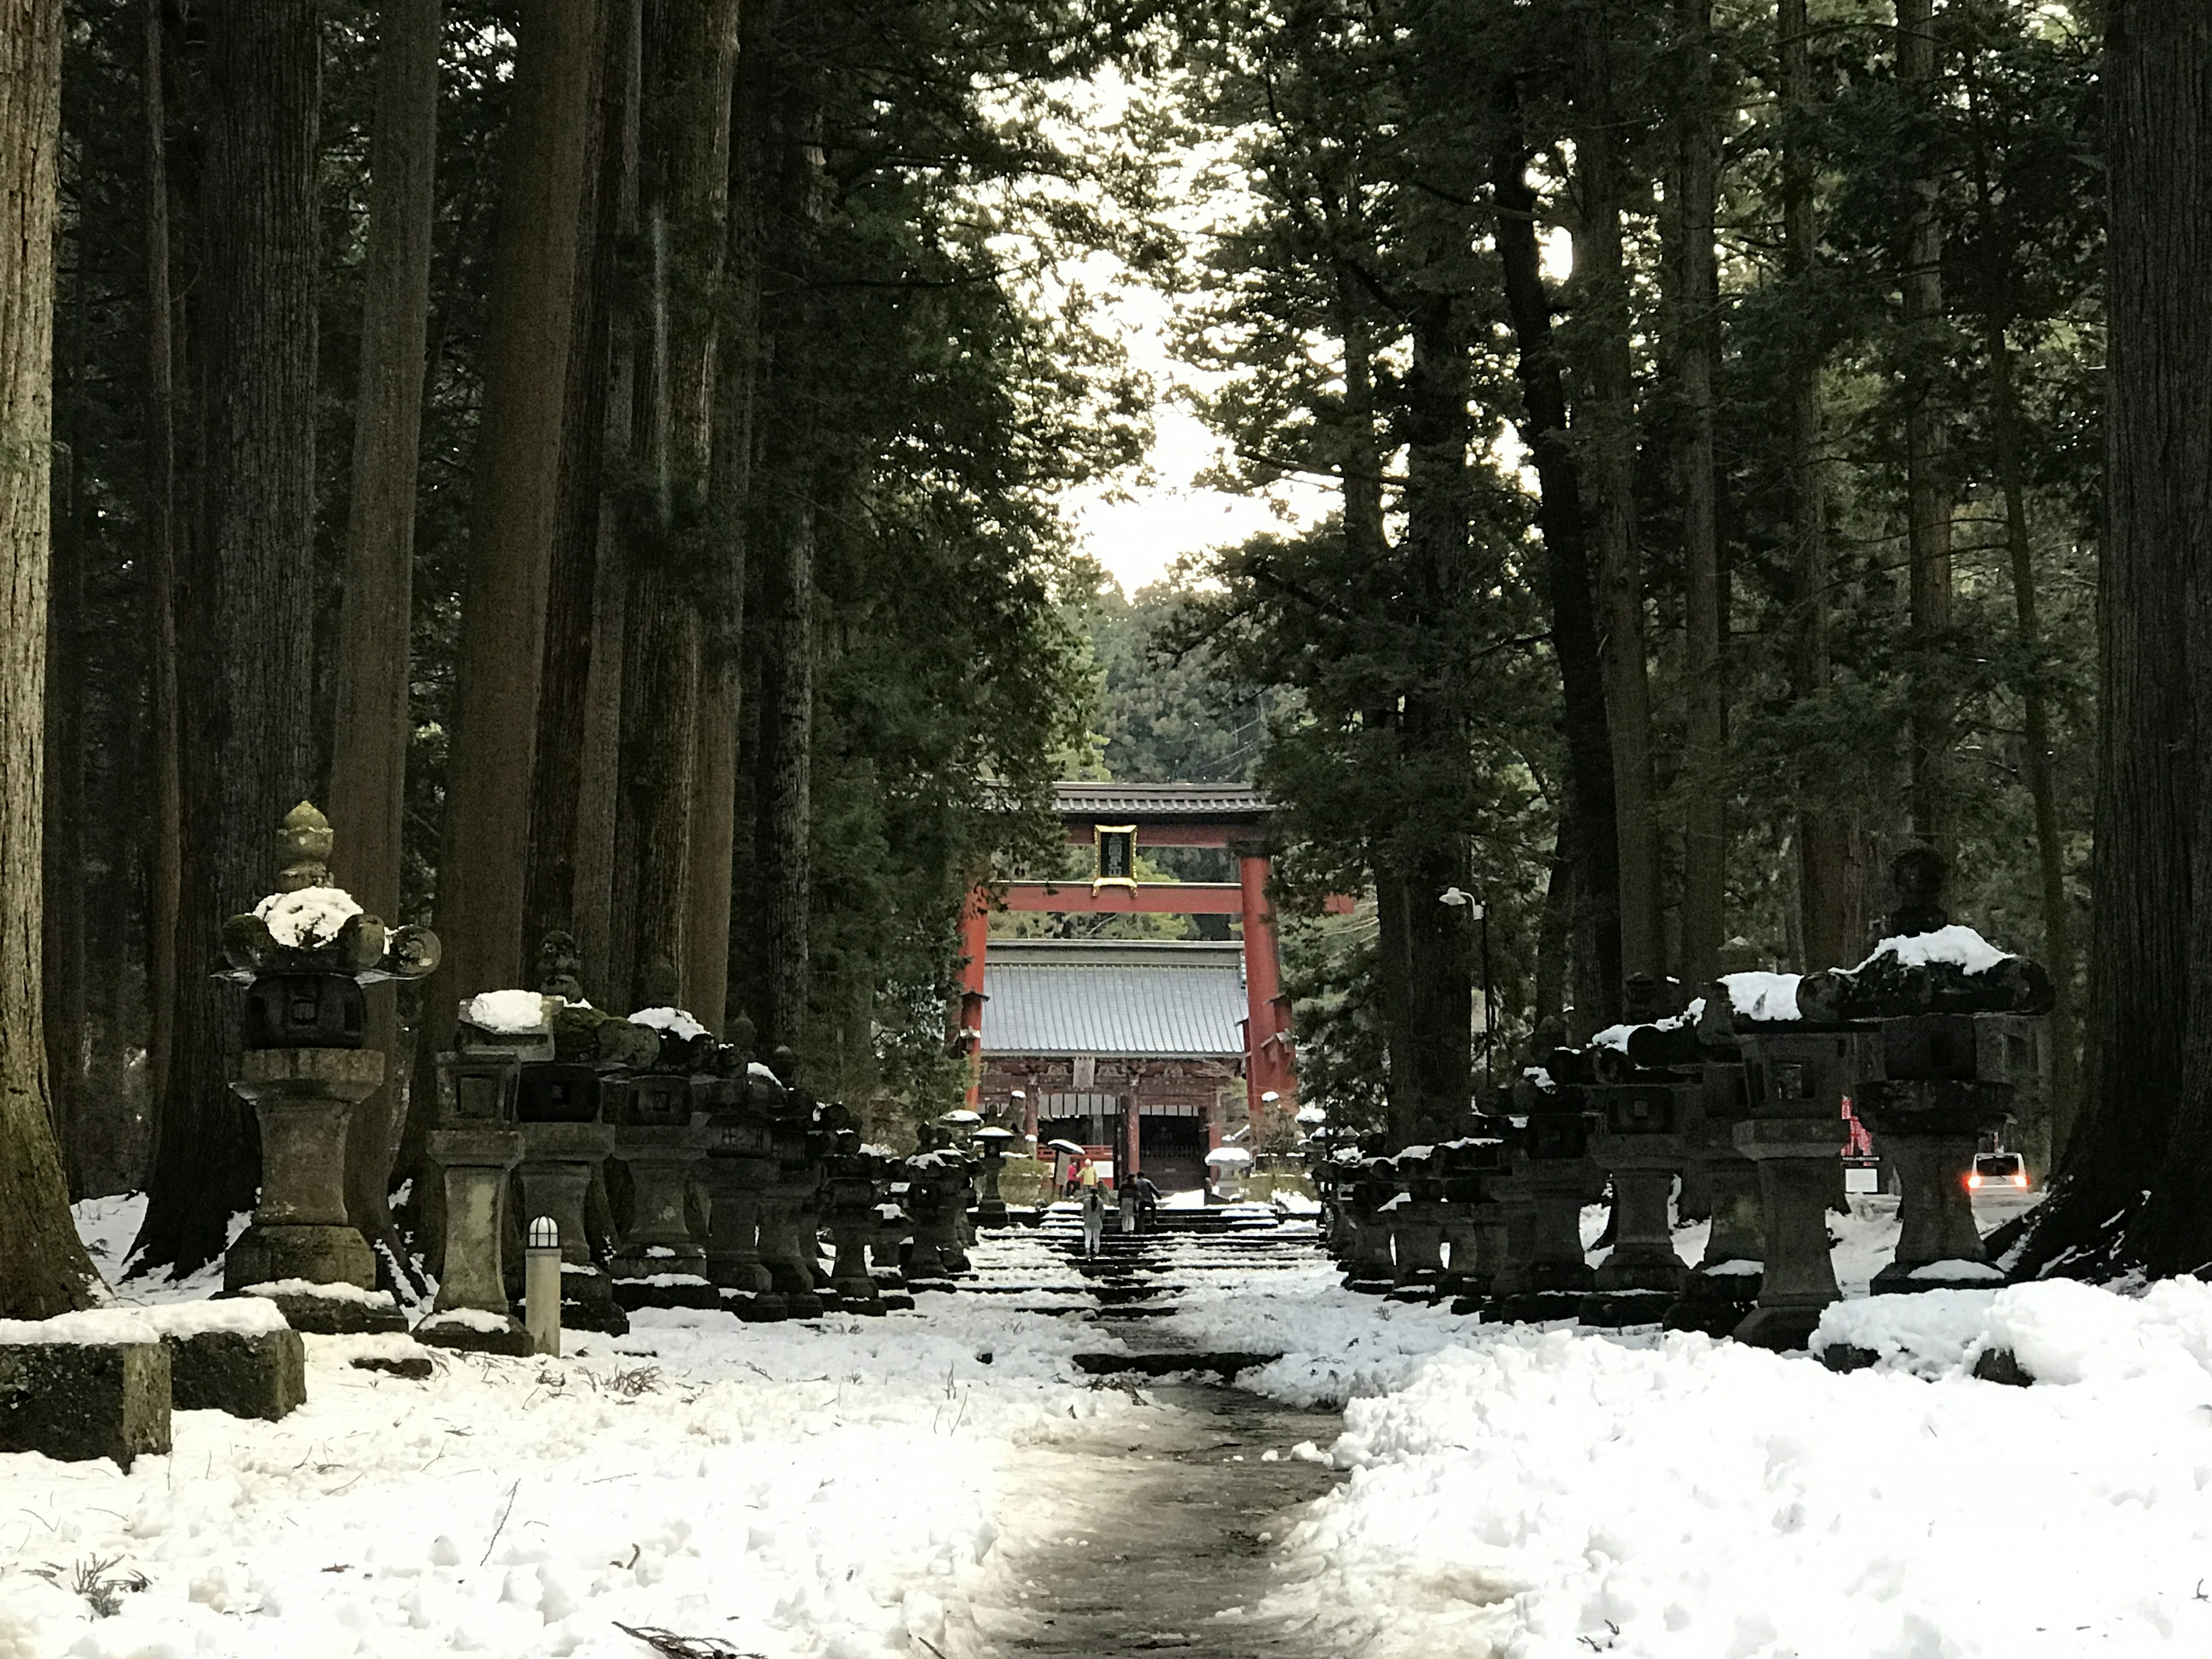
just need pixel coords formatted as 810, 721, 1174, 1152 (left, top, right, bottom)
980, 940, 1248, 1058
1049, 782, 1270, 824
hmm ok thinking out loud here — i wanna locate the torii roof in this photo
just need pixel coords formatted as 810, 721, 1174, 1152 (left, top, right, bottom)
979, 939, 1247, 1059
1050, 782, 1269, 825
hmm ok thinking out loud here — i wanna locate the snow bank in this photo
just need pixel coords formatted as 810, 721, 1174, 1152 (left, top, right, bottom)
460, 988, 551, 1033
251, 884, 363, 949
1809, 1289, 1997, 1376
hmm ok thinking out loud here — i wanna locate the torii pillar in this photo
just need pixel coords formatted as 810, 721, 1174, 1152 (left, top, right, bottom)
957, 889, 989, 1106
1238, 853, 1296, 1128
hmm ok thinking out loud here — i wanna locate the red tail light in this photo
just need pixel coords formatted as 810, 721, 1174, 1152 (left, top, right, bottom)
2012, 1171, 2029, 1188
1967, 1172, 1983, 1189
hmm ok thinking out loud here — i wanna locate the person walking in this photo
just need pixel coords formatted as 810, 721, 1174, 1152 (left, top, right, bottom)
1118, 1177, 1138, 1236
1082, 1184, 1105, 1259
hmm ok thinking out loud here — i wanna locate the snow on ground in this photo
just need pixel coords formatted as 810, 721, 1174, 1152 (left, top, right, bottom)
1157, 1192, 2212, 1659
2, 1201, 1130, 1659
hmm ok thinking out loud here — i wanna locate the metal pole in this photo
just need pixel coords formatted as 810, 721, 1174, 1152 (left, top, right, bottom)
525, 1215, 562, 1357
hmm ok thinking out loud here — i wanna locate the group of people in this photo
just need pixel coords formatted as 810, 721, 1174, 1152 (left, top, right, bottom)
1070, 1159, 1161, 1259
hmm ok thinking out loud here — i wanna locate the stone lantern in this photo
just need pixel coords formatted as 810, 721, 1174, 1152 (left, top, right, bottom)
873, 1180, 916, 1309
419, 991, 546, 1353
1339, 1154, 1399, 1294
1796, 876, 2051, 1296
1384, 1146, 1448, 1302
972, 1125, 1016, 1227
1486, 1071, 1598, 1323
705, 1058, 786, 1321
1702, 978, 1873, 1350
752, 1053, 826, 1317
822, 1128, 887, 1314
1581, 1069, 1688, 1327
1657, 1037, 1766, 1336
1438, 1135, 1508, 1310
608, 1001, 715, 1309
219, 802, 437, 1334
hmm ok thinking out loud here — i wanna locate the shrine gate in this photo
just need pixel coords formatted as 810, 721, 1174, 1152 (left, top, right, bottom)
954, 783, 1331, 1180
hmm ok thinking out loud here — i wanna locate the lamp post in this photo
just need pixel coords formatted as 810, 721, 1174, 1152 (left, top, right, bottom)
1440, 889, 1492, 1094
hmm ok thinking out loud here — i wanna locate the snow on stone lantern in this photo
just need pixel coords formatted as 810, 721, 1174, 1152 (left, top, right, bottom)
219, 801, 437, 1334
608, 982, 717, 1309
1797, 863, 2051, 1296
1699, 969, 1873, 1351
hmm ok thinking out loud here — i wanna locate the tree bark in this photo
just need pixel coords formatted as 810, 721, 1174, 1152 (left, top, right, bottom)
1493, 126, 1623, 1025
755, 482, 815, 1050
1779, 0, 1865, 971
2012, 0, 2207, 1278
1577, 10, 1663, 985
525, 0, 627, 984
41, 172, 82, 1190
139, 0, 180, 1129
0, 0, 100, 1319
686, 0, 777, 1035
1672, 0, 1727, 987
612, 0, 738, 1014
135, 0, 322, 1278
331, 0, 440, 1287
1898, 0, 1953, 851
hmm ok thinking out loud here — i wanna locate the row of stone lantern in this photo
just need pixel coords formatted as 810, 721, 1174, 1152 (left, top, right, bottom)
1311, 853, 2054, 1349
210, 806, 1014, 1354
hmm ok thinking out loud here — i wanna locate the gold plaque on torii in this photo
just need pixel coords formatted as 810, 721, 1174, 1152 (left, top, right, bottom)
1092, 824, 1137, 895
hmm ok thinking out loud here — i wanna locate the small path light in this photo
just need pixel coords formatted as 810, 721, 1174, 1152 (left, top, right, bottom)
525, 1216, 561, 1357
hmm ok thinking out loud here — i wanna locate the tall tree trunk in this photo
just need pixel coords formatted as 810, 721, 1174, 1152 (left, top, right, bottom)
331, 0, 440, 1287
1672, 0, 1727, 987
525, 0, 627, 985
573, 0, 642, 1006
0, 0, 100, 1319
686, 0, 777, 1035
41, 181, 82, 1191
2013, 0, 2205, 1278
1493, 125, 1623, 1025
1899, 0, 1953, 851
1779, 0, 1864, 970
755, 481, 815, 1050
139, 0, 180, 1128
416, 2, 603, 1026
612, 0, 738, 1014
1577, 10, 1663, 984
135, 1, 322, 1278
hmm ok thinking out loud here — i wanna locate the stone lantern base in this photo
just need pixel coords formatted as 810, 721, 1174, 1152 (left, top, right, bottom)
1732, 1116, 1847, 1351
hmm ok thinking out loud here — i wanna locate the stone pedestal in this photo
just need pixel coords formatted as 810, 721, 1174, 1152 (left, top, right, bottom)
1340, 1164, 1397, 1294
1859, 1075, 2013, 1293
418, 1126, 528, 1354
1732, 1117, 1847, 1350
610, 1122, 712, 1306
518, 1120, 626, 1334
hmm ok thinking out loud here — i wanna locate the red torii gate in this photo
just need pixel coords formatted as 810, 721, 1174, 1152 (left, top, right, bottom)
955, 783, 1343, 1121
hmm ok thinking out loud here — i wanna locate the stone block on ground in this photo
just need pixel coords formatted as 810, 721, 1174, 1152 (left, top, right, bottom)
139, 1300, 306, 1421
236, 1277, 407, 1336
413, 1306, 531, 1356
0, 1310, 173, 1470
